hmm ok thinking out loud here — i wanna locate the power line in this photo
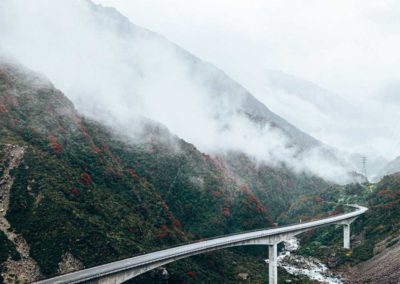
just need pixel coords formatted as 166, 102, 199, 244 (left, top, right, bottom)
361, 156, 367, 180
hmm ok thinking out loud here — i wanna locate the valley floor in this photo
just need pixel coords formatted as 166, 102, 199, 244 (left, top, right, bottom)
340, 238, 400, 284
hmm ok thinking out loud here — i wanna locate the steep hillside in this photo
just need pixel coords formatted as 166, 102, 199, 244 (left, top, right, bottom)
256, 70, 387, 178
220, 152, 329, 218
281, 175, 400, 284
0, 0, 323, 155
0, 60, 267, 283
0, 60, 329, 283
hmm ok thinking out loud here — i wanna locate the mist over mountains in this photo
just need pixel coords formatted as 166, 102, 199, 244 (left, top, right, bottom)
375, 156, 400, 180
253, 70, 390, 178
2, 1, 400, 283
104, 0, 400, 171
0, 0, 356, 182
0, 48, 333, 283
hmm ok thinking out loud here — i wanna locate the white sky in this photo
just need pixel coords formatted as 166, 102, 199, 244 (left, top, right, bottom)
93, 0, 400, 163
93, 0, 400, 97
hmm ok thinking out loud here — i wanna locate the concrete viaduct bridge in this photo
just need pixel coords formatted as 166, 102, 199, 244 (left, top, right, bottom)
36, 204, 367, 284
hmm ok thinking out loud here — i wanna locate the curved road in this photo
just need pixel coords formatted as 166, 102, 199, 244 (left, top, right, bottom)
36, 204, 367, 284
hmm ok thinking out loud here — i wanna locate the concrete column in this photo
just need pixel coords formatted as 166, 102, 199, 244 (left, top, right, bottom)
268, 243, 278, 284
343, 224, 350, 249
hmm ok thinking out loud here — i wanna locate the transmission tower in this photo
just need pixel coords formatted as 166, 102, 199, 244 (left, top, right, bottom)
361, 156, 367, 178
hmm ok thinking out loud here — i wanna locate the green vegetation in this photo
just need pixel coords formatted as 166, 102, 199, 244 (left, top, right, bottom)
0, 62, 333, 283
0, 232, 20, 283
281, 176, 400, 271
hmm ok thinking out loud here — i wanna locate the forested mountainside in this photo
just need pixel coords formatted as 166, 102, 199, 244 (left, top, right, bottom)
0, 60, 330, 283
282, 175, 400, 283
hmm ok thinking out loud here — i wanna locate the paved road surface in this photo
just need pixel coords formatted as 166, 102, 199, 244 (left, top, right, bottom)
36, 204, 367, 284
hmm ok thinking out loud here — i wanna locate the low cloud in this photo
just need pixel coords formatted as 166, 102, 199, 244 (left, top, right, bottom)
0, 0, 352, 183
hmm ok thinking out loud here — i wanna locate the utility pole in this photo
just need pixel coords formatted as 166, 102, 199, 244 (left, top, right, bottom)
361, 156, 367, 180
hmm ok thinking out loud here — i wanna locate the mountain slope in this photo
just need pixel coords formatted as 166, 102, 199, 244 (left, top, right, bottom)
0, 0, 323, 156
0, 59, 330, 283
280, 175, 400, 284
250, 69, 389, 178
0, 59, 267, 282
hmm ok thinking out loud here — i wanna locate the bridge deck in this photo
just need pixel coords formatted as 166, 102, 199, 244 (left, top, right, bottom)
36, 204, 367, 284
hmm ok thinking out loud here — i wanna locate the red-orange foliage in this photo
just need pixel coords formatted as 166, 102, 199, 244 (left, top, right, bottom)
241, 188, 269, 215
380, 200, 400, 209
187, 271, 195, 278
172, 219, 182, 229
81, 173, 92, 186
255, 205, 265, 213
240, 184, 251, 194
71, 188, 80, 197
222, 208, 231, 217
160, 225, 168, 231
212, 191, 222, 198
53, 143, 62, 154
157, 233, 168, 240
127, 168, 140, 179
247, 194, 258, 203
50, 136, 62, 154
80, 126, 101, 154
378, 190, 396, 200
0, 102, 8, 113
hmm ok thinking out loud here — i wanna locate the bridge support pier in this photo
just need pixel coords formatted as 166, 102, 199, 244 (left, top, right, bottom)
337, 217, 358, 249
343, 224, 350, 249
34, 206, 367, 284
268, 243, 278, 284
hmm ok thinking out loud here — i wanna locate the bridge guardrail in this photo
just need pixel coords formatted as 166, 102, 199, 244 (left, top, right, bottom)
35, 203, 367, 284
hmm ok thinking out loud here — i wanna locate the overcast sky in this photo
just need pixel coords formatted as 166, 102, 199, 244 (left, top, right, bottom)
93, 0, 400, 95
93, 0, 400, 163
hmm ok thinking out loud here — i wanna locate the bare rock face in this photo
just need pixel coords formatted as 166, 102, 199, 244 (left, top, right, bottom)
57, 252, 84, 275
237, 272, 250, 280
0, 144, 42, 283
344, 237, 400, 284
150, 267, 170, 280
159, 267, 170, 280
326, 257, 341, 269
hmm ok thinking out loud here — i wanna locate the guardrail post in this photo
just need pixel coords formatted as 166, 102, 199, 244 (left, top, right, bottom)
268, 243, 278, 284
343, 223, 351, 249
